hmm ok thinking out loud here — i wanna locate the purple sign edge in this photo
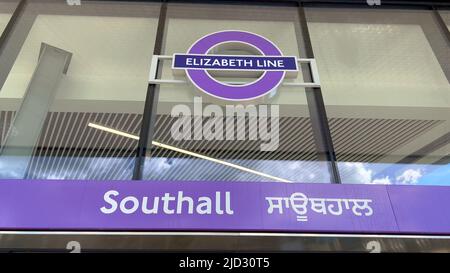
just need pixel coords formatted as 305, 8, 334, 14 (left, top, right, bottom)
0, 179, 449, 235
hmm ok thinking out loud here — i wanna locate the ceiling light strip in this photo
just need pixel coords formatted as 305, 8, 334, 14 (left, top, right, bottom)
88, 122, 291, 183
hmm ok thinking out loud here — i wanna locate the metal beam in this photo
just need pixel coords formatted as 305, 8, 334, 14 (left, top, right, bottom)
297, 3, 341, 183
132, 2, 167, 180
0, 0, 37, 92
0, 43, 72, 178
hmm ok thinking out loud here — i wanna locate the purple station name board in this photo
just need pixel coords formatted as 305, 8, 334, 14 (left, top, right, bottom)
0, 180, 449, 234
172, 54, 298, 71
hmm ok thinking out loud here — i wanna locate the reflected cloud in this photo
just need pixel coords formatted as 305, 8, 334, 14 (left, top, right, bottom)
396, 169, 422, 185
144, 157, 332, 183
339, 162, 373, 184
1, 154, 448, 186
339, 161, 449, 186
0, 156, 28, 179
372, 176, 391, 185
1, 156, 135, 180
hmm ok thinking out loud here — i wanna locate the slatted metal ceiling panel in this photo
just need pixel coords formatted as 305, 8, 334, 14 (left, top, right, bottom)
328, 117, 443, 163
1, 111, 319, 181
147, 115, 319, 182
0, 111, 445, 180
152, 115, 317, 154
27, 112, 142, 180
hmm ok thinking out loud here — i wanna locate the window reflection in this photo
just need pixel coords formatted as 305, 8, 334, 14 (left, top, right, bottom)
0, 1, 160, 180
143, 3, 330, 183
306, 8, 450, 185
338, 161, 450, 186
144, 157, 331, 183
0, 155, 135, 180
438, 10, 450, 31
0, 0, 18, 35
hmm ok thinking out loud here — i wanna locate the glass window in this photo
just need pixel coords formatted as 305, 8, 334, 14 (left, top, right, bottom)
306, 8, 450, 186
0, 0, 160, 179
439, 9, 450, 31
0, 0, 18, 35
142, 3, 332, 183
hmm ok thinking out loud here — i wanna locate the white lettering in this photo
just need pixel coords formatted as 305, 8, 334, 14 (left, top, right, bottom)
142, 196, 159, 214
177, 191, 194, 214
162, 193, 175, 214
196, 197, 212, 214
265, 192, 374, 222
100, 190, 119, 214
120, 196, 139, 214
100, 190, 234, 217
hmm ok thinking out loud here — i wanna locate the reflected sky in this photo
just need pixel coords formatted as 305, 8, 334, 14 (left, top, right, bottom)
0, 155, 448, 185
0, 155, 135, 180
142, 157, 332, 183
338, 161, 450, 186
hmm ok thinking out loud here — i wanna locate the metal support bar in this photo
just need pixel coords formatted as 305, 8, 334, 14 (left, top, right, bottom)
132, 2, 167, 180
297, 3, 341, 184
0, 43, 72, 178
0, 0, 37, 92
432, 6, 450, 46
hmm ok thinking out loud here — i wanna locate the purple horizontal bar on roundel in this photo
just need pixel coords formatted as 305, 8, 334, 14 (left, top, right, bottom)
173, 54, 298, 71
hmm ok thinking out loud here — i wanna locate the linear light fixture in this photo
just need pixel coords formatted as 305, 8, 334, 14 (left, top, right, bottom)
88, 122, 291, 183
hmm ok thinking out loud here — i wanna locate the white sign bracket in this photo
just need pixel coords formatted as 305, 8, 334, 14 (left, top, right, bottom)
149, 55, 321, 88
